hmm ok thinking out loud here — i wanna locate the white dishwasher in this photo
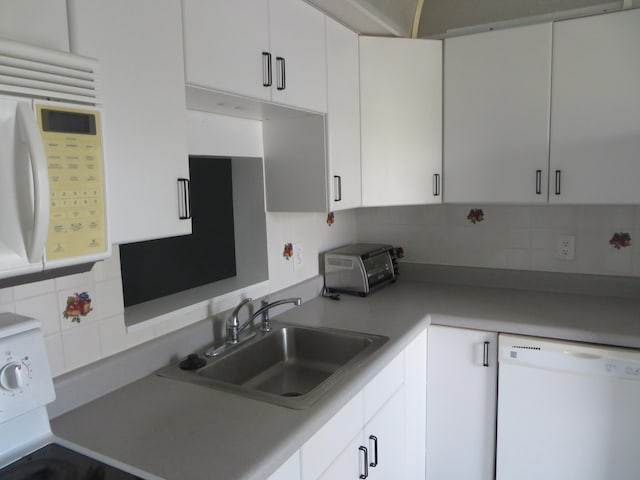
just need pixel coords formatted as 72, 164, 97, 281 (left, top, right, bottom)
496, 334, 640, 480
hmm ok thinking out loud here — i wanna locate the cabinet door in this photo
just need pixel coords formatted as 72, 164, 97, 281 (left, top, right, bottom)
301, 391, 364, 480
68, 0, 191, 243
182, 0, 271, 101
318, 388, 406, 480
267, 451, 301, 480
444, 24, 552, 203
365, 386, 406, 479
550, 9, 640, 204
326, 17, 361, 212
269, 0, 327, 113
426, 325, 498, 480
0, 0, 69, 51
360, 37, 442, 207
317, 432, 364, 480
404, 329, 427, 480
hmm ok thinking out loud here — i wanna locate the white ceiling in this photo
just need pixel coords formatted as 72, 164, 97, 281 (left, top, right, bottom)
306, 0, 636, 37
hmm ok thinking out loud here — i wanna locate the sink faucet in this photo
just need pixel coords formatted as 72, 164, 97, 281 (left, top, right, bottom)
226, 297, 302, 345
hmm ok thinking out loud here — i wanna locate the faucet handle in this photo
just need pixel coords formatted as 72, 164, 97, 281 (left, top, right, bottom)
260, 297, 271, 331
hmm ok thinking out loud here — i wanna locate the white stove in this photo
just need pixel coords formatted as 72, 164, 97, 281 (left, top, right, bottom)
0, 312, 158, 480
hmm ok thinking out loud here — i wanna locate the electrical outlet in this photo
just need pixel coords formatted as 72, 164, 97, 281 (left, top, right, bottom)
292, 243, 304, 271
556, 235, 575, 260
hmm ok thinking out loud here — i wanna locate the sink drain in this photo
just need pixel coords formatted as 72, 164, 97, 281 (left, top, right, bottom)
281, 391, 303, 397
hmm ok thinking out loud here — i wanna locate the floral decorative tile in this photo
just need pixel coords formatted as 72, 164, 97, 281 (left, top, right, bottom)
609, 232, 631, 250
62, 292, 93, 323
467, 208, 485, 224
326, 212, 335, 226
283, 243, 293, 260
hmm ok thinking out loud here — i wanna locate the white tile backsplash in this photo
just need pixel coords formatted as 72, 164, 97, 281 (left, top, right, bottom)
55, 270, 96, 291
44, 334, 65, 377
98, 314, 127, 357
92, 246, 121, 282
61, 323, 101, 371
15, 293, 61, 337
0, 287, 13, 305
14, 279, 55, 300
357, 205, 640, 277
94, 278, 125, 321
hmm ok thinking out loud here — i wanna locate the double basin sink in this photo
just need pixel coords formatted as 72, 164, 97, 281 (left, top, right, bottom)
157, 323, 388, 409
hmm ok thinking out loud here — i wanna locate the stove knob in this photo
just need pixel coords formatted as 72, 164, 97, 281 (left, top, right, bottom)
0, 363, 27, 391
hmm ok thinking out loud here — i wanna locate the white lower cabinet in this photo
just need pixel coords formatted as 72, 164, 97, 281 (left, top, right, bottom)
318, 386, 405, 480
317, 431, 363, 480
279, 328, 426, 480
426, 325, 498, 480
268, 451, 302, 480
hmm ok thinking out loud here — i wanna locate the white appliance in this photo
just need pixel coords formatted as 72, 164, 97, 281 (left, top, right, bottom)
0, 37, 110, 281
0, 312, 158, 479
497, 334, 640, 480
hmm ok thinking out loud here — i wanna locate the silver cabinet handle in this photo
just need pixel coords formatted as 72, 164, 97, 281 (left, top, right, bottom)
359, 446, 369, 479
177, 178, 191, 220
276, 56, 286, 90
433, 173, 441, 196
555, 170, 562, 195
262, 52, 272, 87
369, 435, 378, 467
483, 341, 490, 367
535, 170, 542, 195
333, 175, 342, 202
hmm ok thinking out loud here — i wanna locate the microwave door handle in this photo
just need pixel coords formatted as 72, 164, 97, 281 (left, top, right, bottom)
16, 102, 49, 263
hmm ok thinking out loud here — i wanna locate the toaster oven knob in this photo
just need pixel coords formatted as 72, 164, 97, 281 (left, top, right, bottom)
0, 362, 27, 391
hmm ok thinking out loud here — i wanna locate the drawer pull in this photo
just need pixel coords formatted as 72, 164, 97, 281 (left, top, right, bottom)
369, 435, 378, 467
359, 446, 369, 479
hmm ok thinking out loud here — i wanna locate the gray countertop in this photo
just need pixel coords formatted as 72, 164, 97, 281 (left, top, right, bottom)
51, 279, 640, 480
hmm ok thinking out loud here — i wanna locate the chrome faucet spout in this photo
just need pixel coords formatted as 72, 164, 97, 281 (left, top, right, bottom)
226, 297, 301, 345
226, 297, 252, 345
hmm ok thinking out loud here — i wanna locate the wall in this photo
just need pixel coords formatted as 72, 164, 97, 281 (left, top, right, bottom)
0, 110, 357, 377
186, 110, 358, 292
357, 204, 640, 276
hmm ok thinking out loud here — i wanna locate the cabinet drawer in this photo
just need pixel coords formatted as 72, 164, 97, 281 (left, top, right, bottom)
301, 391, 364, 480
363, 350, 404, 423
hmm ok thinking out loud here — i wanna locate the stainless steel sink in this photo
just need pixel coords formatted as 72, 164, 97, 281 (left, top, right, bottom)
156, 323, 388, 409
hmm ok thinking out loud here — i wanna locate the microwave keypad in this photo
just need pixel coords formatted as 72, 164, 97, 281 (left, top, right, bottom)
37, 105, 107, 261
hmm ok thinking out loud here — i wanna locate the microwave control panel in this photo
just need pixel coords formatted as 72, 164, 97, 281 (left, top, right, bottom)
36, 103, 107, 261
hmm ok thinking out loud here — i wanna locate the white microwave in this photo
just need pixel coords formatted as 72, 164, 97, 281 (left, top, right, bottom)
0, 38, 110, 281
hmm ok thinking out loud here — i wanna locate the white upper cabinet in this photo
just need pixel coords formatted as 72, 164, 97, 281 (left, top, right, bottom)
444, 24, 552, 203
269, 0, 327, 113
326, 17, 361, 212
549, 9, 640, 204
0, 0, 69, 51
183, 0, 327, 113
182, 0, 271, 102
360, 37, 442, 207
68, 0, 191, 244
